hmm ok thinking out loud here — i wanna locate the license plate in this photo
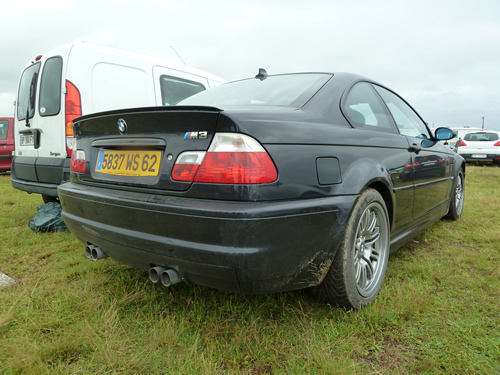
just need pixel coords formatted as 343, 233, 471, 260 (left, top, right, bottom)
472, 154, 487, 158
20, 134, 34, 146
95, 150, 162, 176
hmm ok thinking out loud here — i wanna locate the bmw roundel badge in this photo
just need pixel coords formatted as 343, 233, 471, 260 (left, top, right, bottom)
117, 118, 127, 135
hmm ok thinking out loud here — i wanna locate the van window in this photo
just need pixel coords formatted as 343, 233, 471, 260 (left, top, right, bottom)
160, 75, 206, 105
39, 56, 63, 117
0, 120, 8, 140
17, 63, 41, 120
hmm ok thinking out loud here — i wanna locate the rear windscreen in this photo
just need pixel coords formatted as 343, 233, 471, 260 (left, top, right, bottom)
464, 132, 499, 141
17, 62, 41, 120
39, 56, 63, 117
179, 73, 332, 108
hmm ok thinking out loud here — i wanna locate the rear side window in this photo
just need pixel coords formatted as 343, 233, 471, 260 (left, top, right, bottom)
464, 132, 499, 141
160, 75, 206, 105
39, 56, 63, 117
17, 62, 41, 120
0, 120, 8, 140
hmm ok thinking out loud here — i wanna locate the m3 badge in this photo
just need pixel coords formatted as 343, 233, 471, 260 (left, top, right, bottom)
184, 131, 207, 140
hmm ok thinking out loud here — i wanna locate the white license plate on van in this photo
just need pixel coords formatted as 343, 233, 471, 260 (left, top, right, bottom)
472, 154, 487, 158
20, 134, 34, 146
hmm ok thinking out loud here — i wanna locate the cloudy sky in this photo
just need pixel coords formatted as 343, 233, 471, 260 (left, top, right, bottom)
1, 0, 499, 130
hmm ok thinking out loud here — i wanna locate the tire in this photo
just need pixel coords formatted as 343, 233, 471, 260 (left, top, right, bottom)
314, 188, 390, 310
42, 194, 59, 204
444, 170, 464, 220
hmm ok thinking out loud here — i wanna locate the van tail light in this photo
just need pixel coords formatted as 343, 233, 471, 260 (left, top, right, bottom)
70, 149, 86, 173
65, 80, 82, 158
172, 133, 277, 184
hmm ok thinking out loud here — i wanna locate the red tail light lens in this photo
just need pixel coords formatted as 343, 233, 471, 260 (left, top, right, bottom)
195, 152, 277, 184
65, 80, 82, 158
172, 133, 277, 184
70, 150, 86, 173
171, 151, 205, 181
457, 140, 466, 147
493, 141, 500, 146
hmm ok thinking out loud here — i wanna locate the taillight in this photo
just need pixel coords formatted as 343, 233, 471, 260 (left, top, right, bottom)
457, 140, 466, 147
172, 133, 277, 184
65, 80, 82, 158
494, 141, 500, 146
70, 149, 86, 173
171, 151, 205, 181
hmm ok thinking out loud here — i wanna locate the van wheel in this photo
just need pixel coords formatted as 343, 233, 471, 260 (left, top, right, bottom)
42, 194, 59, 204
313, 188, 390, 310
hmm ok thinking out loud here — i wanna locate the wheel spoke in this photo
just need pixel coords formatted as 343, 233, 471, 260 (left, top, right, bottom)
357, 261, 367, 289
361, 256, 374, 279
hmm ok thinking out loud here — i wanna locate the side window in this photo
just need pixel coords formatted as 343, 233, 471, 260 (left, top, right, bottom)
0, 120, 8, 140
39, 56, 63, 117
17, 62, 41, 120
160, 75, 206, 105
343, 82, 396, 132
374, 85, 430, 139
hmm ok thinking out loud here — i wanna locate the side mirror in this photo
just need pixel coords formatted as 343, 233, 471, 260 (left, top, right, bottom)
434, 127, 454, 141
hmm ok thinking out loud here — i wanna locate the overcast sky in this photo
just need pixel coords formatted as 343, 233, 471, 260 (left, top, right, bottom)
1, 0, 499, 130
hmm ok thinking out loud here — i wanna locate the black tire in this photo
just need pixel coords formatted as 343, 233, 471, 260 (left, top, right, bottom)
42, 194, 59, 204
444, 170, 465, 220
314, 188, 390, 310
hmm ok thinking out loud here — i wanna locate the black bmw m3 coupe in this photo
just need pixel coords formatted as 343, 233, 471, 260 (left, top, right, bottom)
59, 71, 465, 309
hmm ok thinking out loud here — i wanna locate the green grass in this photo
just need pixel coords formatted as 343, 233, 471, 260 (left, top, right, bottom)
0, 167, 499, 374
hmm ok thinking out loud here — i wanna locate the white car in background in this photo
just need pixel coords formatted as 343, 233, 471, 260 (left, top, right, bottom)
457, 131, 500, 165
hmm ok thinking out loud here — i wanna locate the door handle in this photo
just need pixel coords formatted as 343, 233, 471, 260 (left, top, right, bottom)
408, 143, 421, 154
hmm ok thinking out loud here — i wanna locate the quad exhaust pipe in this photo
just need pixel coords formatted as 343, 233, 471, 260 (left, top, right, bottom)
85, 244, 108, 261
149, 266, 181, 287
83, 245, 181, 287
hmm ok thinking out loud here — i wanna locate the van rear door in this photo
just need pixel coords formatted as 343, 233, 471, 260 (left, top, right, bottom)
153, 66, 209, 106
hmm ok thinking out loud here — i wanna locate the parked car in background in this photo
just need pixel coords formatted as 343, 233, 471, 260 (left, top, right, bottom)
457, 131, 500, 165
59, 71, 465, 310
11, 42, 225, 203
0, 117, 15, 172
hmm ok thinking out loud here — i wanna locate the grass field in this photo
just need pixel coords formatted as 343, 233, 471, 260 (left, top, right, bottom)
0, 166, 499, 374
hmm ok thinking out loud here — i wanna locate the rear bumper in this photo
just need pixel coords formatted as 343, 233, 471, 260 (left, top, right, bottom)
58, 181, 356, 294
10, 156, 71, 196
459, 153, 500, 163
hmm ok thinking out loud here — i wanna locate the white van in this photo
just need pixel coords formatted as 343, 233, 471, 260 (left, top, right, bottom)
11, 42, 225, 203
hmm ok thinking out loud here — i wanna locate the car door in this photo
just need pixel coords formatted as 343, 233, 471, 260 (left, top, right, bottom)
342, 82, 415, 234
373, 85, 453, 220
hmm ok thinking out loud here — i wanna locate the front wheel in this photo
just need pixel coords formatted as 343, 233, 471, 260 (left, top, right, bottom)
444, 170, 464, 220
314, 188, 390, 310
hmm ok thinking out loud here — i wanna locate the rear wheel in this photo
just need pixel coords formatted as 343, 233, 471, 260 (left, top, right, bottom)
42, 194, 59, 204
314, 188, 390, 310
444, 170, 464, 220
